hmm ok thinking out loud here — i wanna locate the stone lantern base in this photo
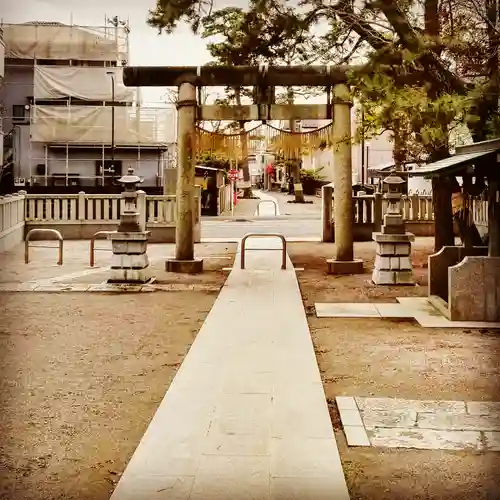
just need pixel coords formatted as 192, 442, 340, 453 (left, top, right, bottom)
108, 231, 151, 283
372, 232, 415, 285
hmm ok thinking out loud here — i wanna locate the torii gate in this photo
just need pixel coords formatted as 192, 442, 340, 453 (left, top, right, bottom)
123, 65, 363, 274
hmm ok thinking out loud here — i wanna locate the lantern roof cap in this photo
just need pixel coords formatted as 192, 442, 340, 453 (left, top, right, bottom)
119, 167, 142, 185
383, 171, 405, 185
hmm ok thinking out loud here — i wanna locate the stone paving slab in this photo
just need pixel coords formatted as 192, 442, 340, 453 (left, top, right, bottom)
367, 428, 482, 451
110, 232, 350, 500
315, 298, 500, 328
0, 282, 222, 293
315, 303, 381, 318
485, 432, 500, 451
336, 396, 500, 451
373, 303, 415, 318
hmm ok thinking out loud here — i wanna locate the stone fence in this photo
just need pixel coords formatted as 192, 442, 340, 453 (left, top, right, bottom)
321, 186, 488, 242
24, 190, 202, 243
0, 192, 26, 252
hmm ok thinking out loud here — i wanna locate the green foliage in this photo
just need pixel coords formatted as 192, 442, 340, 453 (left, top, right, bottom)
149, 0, 500, 162
196, 152, 231, 171
350, 55, 475, 164
300, 167, 325, 182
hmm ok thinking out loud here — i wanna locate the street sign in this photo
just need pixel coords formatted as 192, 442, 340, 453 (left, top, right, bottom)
229, 169, 238, 181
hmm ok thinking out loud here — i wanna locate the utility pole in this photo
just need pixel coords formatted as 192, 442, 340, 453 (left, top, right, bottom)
106, 72, 116, 180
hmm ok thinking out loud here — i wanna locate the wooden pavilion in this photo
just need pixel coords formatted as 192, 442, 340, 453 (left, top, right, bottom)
409, 138, 500, 322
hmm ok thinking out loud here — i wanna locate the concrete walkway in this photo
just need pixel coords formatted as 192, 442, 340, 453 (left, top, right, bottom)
110, 231, 349, 499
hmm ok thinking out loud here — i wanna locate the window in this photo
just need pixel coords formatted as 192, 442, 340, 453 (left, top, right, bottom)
12, 105, 26, 120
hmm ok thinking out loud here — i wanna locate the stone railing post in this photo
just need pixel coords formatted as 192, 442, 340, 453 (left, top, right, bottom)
78, 191, 86, 221
322, 184, 333, 242
411, 194, 420, 221
373, 192, 383, 232
137, 190, 147, 231
18, 190, 27, 223
4, 195, 13, 229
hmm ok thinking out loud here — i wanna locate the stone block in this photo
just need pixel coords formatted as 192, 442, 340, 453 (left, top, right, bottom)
383, 213, 404, 226
373, 232, 415, 243
373, 303, 415, 318
448, 256, 500, 322
399, 256, 412, 270
484, 431, 500, 451
394, 270, 415, 285
110, 253, 149, 269
395, 243, 411, 256
375, 255, 391, 270
335, 396, 358, 411
361, 409, 417, 429
355, 397, 466, 414
315, 303, 380, 318
376, 243, 395, 256
108, 267, 151, 283
416, 412, 500, 431
428, 246, 489, 304
111, 239, 148, 255
367, 428, 482, 451
466, 401, 500, 415
338, 408, 363, 427
390, 257, 400, 270
326, 258, 364, 275
382, 224, 406, 235
372, 269, 395, 285
343, 426, 371, 447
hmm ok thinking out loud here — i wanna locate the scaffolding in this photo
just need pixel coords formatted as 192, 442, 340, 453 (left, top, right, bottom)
31, 104, 174, 145
0, 21, 177, 188
3, 92, 176, 189
25, 101, 176, 188
1, 22, 128, 63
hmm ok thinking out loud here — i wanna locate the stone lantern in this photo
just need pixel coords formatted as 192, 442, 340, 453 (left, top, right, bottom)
372, 171, 415, 285
117, 167, 142, 232
381, 173, 406, 234
108, 167, 152, 284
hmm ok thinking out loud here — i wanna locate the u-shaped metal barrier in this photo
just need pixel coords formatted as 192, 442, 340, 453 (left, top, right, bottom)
90, 231, 117, 267
240, 233, 287, 270
25, 229, 64, 265
256, 200, 278, 216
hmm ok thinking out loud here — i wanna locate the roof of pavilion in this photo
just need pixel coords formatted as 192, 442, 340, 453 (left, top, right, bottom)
409, 138, 500, 177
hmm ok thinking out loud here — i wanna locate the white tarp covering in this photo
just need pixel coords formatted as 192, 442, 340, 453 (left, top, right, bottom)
2, 23, 128, 62
31, 105, 176, 145
0, 37, 4, 79
34, 66, 135, 102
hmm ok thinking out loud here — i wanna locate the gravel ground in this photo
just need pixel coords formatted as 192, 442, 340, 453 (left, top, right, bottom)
290, 239, 500, 500
0, 242, 236, 286
0, 248, 236, 500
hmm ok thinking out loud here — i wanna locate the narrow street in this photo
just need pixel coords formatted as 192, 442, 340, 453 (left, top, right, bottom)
201, 217, 322, 240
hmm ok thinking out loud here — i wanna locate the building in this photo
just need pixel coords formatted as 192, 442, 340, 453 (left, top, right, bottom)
0, 26, 5, 169
0, 21, 176, 192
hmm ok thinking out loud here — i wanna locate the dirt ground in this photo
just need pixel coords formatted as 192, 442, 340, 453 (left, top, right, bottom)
289, 240, 500, 500
0, 247, 236, 500
0, 241, 236, 287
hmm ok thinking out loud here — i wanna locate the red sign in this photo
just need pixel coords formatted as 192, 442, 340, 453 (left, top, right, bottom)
229, 169, 238, 181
